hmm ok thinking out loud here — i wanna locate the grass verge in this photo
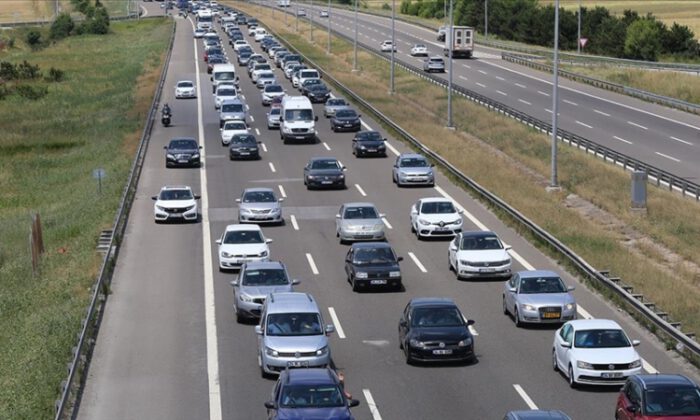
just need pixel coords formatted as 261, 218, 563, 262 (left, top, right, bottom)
0, 0, 132, 23
234, 1, 700, 342
0, 17, 172, 418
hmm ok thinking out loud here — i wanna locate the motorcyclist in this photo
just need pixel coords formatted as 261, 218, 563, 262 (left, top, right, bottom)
162, 103, 171, 116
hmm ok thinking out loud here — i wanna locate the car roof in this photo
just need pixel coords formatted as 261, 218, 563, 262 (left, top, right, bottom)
506, 410, 571, 420
224, 224, 263, 232
351, 242, 393, 250
408, 297, 457, 307
283, 367, 336, 385
220, 98, 243, 105
342, 202, 377, 209
419, 197, 452, 204
243, 187, 274, 194
266, 292, 318, 314
169, 137, 197, 143
177, 80, 194, 84
567, 319, 622, 330
242, 260, 285, 271
461, 230, 499, 238
309, 156, 339, 162
634, 374, 698, 389
517, 270, 560, 279
160, 185, 192, 191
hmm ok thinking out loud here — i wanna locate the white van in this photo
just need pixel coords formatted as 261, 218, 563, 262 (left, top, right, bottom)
280, 96, 317, 144
254, 27, 268, 42
211, 63, 237, 93
197, 9, 213, 31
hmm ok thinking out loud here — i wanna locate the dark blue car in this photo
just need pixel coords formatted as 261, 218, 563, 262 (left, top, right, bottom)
265, 368, 360, 420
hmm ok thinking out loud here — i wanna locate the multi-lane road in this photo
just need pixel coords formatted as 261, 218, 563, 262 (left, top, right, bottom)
279, 1, 700, 183
77, 3, 700, 419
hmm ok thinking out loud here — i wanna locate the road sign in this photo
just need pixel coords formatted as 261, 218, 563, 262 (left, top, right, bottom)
580, 38, 588, 48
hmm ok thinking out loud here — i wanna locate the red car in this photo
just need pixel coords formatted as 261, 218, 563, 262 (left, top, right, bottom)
616, 374, 700, 419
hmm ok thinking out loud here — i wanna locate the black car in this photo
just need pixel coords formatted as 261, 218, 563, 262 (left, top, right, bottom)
330, 108, 361, 133
304, 83, 331, 103
164, 138, 201, 168
264, 368, 360, 419
352, 131, 387, 157
299, 78, 322, 94
344, 242, 403, 291
303, 157, 346, 190
238, 45, 253, 56
398, 298, 476, 364
229, 134, 261, 160
229, 33, 244, 44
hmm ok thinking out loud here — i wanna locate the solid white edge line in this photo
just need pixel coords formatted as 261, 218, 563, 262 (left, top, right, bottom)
269, 162, 276, 172
643, 360, 659, 374
433, 185, 489, 231
306, 253, 319, 274
362, 389, 383, 420
513, 384, 538, 410
385, 141, 400, 156
577, 306, 593, 320
507, 249, 535, 271
407, 252, 427, 273
360, 120, 372, 131
327, 307, 346, 339
290, 214, 299, 230
278, 184, 287, 198
355, 184, 367, 196
191, 22, 223, 420
655, 152, 681, 163
381, 217, 393, 229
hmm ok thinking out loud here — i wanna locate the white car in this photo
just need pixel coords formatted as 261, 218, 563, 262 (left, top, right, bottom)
552, 319, 642, 388
294, 69, 320, 89
254, 30, 268, 42
410, 197, 463, 239
261, 84, 285, 105
251, 65, 273, 82
319, 10, 329, 17
296, 9, 306, 16
221, 120, 250, 145
233, 40, 251, 52
194, 29, 206, 38
410, 43, 428, 56
448, 231, 512, 279
175, 80, 196, 99
216, 224, 272, 270
152, 186, 200, 222
247, 26, 258, 36
380, 40, 397, 52
214, 85, 238, 109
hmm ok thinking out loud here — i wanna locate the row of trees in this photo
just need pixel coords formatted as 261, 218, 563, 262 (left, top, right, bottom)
396, 0, 699, 61
51, 0, 110, 40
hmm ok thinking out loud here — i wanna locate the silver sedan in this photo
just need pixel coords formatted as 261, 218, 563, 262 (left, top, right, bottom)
392, 153, 435, 187
236, 188, 284, 224
503, 270, 577, 327
336, 202, 386, 244
324, 97, 349, 117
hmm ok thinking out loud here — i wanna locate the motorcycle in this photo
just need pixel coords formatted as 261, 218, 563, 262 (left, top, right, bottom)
161, 105, 171, 127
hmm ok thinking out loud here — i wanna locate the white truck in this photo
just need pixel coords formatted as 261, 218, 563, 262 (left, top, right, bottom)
443, 26, 474, 58
280, 96, 317, 144
277, 0, 291, 7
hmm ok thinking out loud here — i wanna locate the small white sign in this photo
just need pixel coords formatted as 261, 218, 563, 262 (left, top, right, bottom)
580, 37, 588, 48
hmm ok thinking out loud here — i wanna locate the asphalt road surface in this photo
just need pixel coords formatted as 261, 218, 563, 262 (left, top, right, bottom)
77, 4, 700, 420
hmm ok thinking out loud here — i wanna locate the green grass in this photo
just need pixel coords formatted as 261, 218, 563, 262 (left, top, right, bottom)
236, 1, 700, 346
0, 17, 172, 419
0, 0, 132, 23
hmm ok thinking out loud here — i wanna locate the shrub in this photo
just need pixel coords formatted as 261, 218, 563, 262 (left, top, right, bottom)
25, 30, 42, 48
17, 61, 42, 79
15, 84, 48, 100
625, 18, 662, 61
0, 61, 19, 80
381, 3, 391, 10
45, 67, 65, 82
50, 13, 75, 40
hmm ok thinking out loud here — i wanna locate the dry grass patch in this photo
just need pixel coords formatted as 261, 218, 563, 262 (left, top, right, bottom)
0, 0, 54, 22
235, 2, 700, 337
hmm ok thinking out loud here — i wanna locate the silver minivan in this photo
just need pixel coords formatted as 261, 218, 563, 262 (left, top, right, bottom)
256, 292, 334, 377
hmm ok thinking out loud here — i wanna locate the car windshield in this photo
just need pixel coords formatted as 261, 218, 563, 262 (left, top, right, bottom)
223, 230, 264, 244
224, 122, 246, 130
644, 386, 700, 416
280, 384, 344, 408
356, 131, 383, 142
285, 109, 313, 121
178, 81, 194, 88
344, 206, 378, 219
243, 191, 276, 203
311, 160, 340, 170
400, 157, 428, 167
270, 108, 281, 116
460, 235, 502, 250
255, 64, 271, 71
218, 89, 236, 96
266, 313, 323, 336
353, 247, 395, 264
266, 85, 283, 93
519, 277, 567, 294
411, 307, 464, 327
336, 109, 356, 118
304, 79, 321, 86
430, 58, 444, 63
214, 71, 235, 80
222, 103, 243, 113
241, 269, 288, 286
240, 52, 251, 58
169, 140, 197, 149
421, 201, 456, 214
159, 189, 193, 200
328, 99, 346, 106
232, 135, 256, 144
574, 329, 631, 348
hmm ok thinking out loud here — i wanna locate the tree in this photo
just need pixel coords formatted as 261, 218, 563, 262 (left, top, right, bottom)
25, 30, 42, 48
624, 18, 662, 61
50, 12, 74, 39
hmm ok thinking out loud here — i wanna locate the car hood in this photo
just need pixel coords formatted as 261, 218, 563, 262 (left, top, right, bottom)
419, 213, 461, 224
308, 169, 343, 177
398, 167, 432, 176
219, 243, 268, 255
275, 407, 353, 420
167, 148, 199, 154
239, 284, 292, 298
264, 335, 328, 352
307, 88, 329, 95
341, 219, 382, 229
351, 262, 400, 271
456, 249, 509, 262
240, 202, 279, 211
156, 199, 196, 208
516, 293, 574, 306
412, 326, 470, 342
286, 120, 315, 128
355, 140, 384, 148
572, 347, 639, 364
222, 130, 249, 139
333, 116, 359, 122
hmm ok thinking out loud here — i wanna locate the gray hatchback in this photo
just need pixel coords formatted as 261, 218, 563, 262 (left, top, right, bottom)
230, 261, 299, 322
423, 56, 445, 73
392, 153, 435, 187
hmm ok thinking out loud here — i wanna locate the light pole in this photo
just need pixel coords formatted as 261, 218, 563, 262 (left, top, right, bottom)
353, 0, 358, 71
285, 1, 288, 26
447, 0, 454, 128
327, 0, 331, 53
550, 0, 560, 188
577, 0, 581, 54
296, 2, 299, 31
389, 0, 395, 94
484, 0, 488, 39
309, 0, 314, 41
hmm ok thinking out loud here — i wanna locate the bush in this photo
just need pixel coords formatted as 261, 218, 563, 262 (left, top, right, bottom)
50, 13, 75, 40
17, 61, 42, 79
25, 30, 42, 48
381, 3, 391, 10
14, 84, 48, 100
45, 67, 65, 82
0, 61, 19, 80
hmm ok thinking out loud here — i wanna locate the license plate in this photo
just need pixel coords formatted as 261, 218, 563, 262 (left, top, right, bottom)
433, 349, 452, 355
321, 181, 333, 184
367, 149, 377, 152
602, 372, 623, 378
370, 279, 387, 285
287, 361, 309, 368
295, 136, 305, 139
480, 268, 495, 273
169, 213, 182, 218
543, 312, 561, 319
239, 152, 249, 155
435, 227, 449, 231
344, 124, 352, 127
178, 160, 189, 164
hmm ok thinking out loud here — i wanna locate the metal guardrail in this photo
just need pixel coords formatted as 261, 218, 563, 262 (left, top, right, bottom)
503, 53, 700, 115
240, 5, 700, 359
54, 19, 176, 420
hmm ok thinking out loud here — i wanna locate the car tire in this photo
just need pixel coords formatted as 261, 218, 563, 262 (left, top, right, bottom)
259, 354, 271, 379
514, 308, 522, 328
552, 350, 559, 372
404, 345, 414, 365
235, 309, 243, 323
448, 254, 453, 272
502, 296, 508, 315
568, 365, 577, 388
351, 276, 359, 292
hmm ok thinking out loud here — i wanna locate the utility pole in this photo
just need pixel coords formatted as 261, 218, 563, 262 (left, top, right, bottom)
353, 0, 358, 71
550, 0, 560, 189
447, 0, 454, 128
309, 0, 314, 41
327, 0, 331, 53
577, 0, 582, 54
389, 0, 395, 94
484, 0, 488, 39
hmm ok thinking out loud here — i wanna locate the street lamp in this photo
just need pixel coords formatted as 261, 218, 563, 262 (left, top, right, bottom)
577, 0, 582, 54
446, 0, 454, 128
353, 0, 358, 71
296, 2, 299, 31
309, 0, 314, 41
484, 0, 488, 39
327, 0, 331, 53
550, 0, 560, 188
389, 0, 395, 94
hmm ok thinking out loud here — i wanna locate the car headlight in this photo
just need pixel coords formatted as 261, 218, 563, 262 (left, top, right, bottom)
221, 251, 234, 258
271, 208, 281, 214
338, 174, 344, 179
409, 339, 425, 348
156, 205, 167, 211
238, 293, 254, 302
355, 272, 368, 279
359, 145, 366, 150
239, 208, 252, 214
418, 218, 430, 225
565, 303, 575, 311
523, 304, 536, 311
307, 175, 316, 180
185, 205, 196, 211
459, 260, 473, 266
265, 347, 279, 357
452, 219, 463, 225
458, 338, 472, 347
260, 250, 268, 257
577, 360, 594, 369
374, 224, 384, 230
389, 271, 401, 278
629, 359, 642, 369
192, 153, 200, 159
316, 346, 329, 356
166, 153, 176, 159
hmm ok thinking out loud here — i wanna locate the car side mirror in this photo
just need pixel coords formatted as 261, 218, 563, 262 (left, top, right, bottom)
255, 325, 263, 335
215, 239, 222, 244
397, 256, 404, 262
508, 286, 516, 293
279, 116, 284, 121
561, 341, 571, 348
263, 400, 276, 409
314, 116, 318, 121
210, 77, 213, 82
348, 399, 360, 408
335, 214, 342, 219
430, 164, 435, 167
235, 198, 241, 203
151, 196, 158, 200
278, 197, 284, 202
626, 403, 639, 413
457, 210, 464, 214
358, 114, 362, 118
467, 319, 475, 326
505, 245, 512, 251
199, 145, 203, 149
383, 138, 387, 141
194, 195, 201, 200
379, 213, 386, 218
291, 279, 300, 285
342, 167, 347, 171
230, 280, 238, 286
265, 238, 273, 243
567, 285, 575, 291
163, 146, 167, 149
399, 319, 407, 327
632, 339, 640, 347
325, 324, 335, 335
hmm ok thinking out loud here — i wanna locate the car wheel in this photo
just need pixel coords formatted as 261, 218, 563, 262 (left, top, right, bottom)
410, 222, 415, 233
552, 350, 559, 372
259, 354, 271, 379
351, 276, 359, 292
514, 308, 522, 328
448, 254, 453, 271
502, 296, 508, 315
404, 344, 413, 365
568, 365, 577, 388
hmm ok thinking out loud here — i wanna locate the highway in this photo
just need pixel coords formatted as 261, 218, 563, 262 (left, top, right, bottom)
77, 3, 700, 419
272, 1, 700, 183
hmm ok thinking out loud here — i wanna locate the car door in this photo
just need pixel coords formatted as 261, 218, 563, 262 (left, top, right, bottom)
303, 163, 310, 180
448, 233, 460, 267
555, 323, 573, 370
344, 248, 354, 279
398, 303, 412, 345
504, 273, 519, 314
616, 381, 642, 420
336, 205, 345, 234
267, 375, 281, 419
392, 156, 400, 180
410, 200, 420, 228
